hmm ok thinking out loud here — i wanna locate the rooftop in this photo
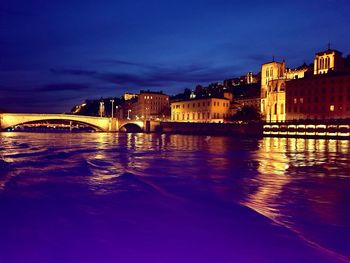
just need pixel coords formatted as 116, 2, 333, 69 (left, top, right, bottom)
316, 48, 342, 56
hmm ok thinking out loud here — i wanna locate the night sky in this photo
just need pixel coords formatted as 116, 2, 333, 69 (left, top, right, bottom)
1, 0, 350, 113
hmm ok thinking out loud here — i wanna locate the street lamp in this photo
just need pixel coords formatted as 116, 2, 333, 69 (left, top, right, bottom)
110, 99, 115, 118
99, 100, 105, 117
127, 109, 131, 120
116, 105, 119, 119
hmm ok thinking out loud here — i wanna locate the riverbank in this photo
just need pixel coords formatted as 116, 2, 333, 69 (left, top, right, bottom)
159, 122, 263, 137
158, 121, 350, 139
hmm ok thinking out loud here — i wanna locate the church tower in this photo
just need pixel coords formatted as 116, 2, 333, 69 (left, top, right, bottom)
261, 60, 286, 122
314, 45, 343, 75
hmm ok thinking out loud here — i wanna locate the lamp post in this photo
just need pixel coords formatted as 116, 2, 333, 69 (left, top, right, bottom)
99, 100, 105, 117
116, 105, 119, 119
127, 109, 131, 120
110, 99, 115, 118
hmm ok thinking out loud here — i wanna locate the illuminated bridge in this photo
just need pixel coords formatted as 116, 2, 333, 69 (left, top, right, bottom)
0, 113, 157, 132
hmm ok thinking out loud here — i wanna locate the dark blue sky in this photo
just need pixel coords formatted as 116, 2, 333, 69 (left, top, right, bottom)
1, 0, 350, 113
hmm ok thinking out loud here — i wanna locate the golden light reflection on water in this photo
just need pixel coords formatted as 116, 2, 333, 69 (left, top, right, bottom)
243, 137, 350, 218
242, 137, 350, 261
241, 137, 291, 220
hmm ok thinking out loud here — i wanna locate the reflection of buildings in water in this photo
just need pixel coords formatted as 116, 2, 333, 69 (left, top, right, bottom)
242, 137, 350, 261
244, 138, 350, 220
242, 137, 291, 220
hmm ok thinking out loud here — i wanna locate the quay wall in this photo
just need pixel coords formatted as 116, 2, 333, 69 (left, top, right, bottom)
159, 122, 263, 137
158, 120, 350, 139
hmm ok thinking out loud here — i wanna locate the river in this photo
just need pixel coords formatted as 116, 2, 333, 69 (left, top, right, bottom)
0, 132, 349, 263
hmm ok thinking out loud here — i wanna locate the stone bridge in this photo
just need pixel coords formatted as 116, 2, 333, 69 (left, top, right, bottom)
0, 113, 159, 132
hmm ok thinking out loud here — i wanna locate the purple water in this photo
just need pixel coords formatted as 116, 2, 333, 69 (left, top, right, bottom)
0, 133, 349, 263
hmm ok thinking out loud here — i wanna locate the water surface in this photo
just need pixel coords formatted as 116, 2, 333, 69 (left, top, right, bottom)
0, 133, 349, 262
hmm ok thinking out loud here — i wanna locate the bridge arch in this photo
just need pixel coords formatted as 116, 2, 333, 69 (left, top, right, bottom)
11, 119, 104, 131
119, 122, 143, 133
0, 114, 111, 132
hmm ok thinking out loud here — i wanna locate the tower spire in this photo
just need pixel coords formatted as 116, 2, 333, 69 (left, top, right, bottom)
328, 42, 331, 50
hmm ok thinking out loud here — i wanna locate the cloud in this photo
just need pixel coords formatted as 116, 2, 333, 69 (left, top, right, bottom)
0, 91, 83, 113
49, 68, 97, 76
38, 83, 91, 92
50, 61, 242, 89
92, 59, 160, 70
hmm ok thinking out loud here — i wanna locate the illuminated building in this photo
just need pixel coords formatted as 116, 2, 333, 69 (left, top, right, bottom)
127, 90, 170, 120
224, 72, 260, 88
285, 47, 350, 120
171, 97, 231, 122
260, 60, 310, 122
285, 64, 309, 80
314, 48, 343, 75
246, 71, 260, 84
286, 73, 350, 120
124, 92, 138, 101
260, 60, 287, 122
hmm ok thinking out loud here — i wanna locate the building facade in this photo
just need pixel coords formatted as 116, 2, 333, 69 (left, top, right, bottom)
314, 49, 343, 75
260, 61, 287, 122
286, 73, 350, 120
284, 47, 350, 121
171, 97, 231, 122
125, 91, 170, 120
124, 92, 138, 101
261, 56, 316, 122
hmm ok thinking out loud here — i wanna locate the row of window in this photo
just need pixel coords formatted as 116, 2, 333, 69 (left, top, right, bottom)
172, 112, 229, 121
268, 85, 285, 93
288, 86, 350, 96
287, 104, 350, 113
172, 101, 229, 109
142, 95, 168, 101
317, 57, 331, 70
143, 100, 168, 106
269, 104, 284, 115
266, 67, 274, 78
289, 78, 350, 87
290, 95, 350, 104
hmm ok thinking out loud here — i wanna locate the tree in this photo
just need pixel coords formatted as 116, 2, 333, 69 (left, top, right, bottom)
231, 106, 261, 123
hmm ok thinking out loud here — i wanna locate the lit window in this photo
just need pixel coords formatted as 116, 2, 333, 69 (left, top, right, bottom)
330, 105, 335, 112
294, 98, 297, 104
